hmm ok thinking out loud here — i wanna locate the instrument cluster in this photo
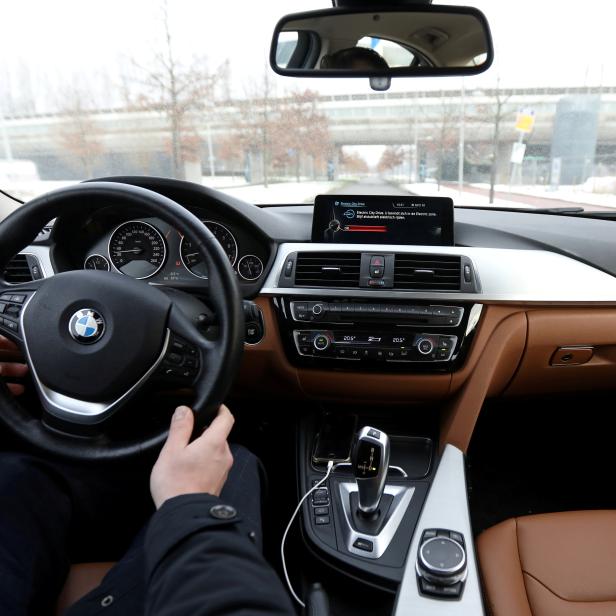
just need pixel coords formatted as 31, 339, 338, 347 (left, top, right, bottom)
82, 217, 266, 286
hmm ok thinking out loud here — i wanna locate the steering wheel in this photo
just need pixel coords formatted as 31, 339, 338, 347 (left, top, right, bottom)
0, 182, 244, 461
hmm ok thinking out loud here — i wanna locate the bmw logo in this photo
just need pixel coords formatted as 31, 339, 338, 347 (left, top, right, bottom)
69, 309, 106, 344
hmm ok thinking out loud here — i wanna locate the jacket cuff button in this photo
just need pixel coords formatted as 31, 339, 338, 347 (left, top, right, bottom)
209, 504, 237, 520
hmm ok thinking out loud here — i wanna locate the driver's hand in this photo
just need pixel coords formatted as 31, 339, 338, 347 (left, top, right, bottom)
0, 335, 27, 396
150, 405, 235, 509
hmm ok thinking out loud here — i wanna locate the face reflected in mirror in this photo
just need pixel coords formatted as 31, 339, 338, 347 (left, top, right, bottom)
273, 9, 491, 75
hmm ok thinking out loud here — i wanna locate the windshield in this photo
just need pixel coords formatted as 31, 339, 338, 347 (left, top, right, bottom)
1, 1, 616, 213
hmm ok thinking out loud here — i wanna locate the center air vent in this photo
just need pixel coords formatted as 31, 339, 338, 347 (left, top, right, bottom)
394, 254, 461, 290
295, 252, 361, 287
3, 254, 34, 284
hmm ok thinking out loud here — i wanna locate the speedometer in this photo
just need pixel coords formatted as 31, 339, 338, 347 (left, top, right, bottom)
109, 220, 167, 279
180, 221, 238, 279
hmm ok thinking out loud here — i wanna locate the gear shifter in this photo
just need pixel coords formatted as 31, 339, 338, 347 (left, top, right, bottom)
352, 426, 390, 515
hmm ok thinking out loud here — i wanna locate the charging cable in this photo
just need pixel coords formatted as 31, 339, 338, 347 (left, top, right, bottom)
281, 460, 337, 608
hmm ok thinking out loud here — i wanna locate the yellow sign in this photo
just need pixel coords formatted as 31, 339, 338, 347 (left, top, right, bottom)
515, 108, 535, 133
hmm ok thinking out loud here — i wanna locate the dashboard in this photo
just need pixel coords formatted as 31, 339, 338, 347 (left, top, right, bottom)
8, 175, 616, 452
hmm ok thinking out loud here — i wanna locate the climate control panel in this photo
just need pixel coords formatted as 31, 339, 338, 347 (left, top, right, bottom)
294, 330, 457, 363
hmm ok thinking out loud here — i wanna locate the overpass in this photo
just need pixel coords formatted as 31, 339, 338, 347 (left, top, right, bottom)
3, 85, 616, 180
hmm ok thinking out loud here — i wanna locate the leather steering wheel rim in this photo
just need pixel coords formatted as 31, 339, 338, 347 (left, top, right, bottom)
0, 182, 244, 462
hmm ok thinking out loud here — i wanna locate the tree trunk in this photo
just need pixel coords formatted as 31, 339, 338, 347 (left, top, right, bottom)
261, 127, 268, 188
489, 107, 501, 204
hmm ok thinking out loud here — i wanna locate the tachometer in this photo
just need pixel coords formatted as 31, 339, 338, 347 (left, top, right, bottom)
180, 221, 238, 279
109, 220, 166, 279
84, 254, 110, 271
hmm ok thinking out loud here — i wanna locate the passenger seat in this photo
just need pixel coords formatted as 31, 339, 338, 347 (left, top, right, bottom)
477, 510, 616, 615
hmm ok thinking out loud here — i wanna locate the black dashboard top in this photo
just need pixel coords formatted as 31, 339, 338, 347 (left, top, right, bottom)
43, 176, 616, 285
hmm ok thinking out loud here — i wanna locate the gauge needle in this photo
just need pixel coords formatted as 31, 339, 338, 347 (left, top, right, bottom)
116, 248, 143, 254
185, 252, 200, 258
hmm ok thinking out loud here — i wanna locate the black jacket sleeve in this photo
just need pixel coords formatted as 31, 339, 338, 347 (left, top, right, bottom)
144, 494, 297, 616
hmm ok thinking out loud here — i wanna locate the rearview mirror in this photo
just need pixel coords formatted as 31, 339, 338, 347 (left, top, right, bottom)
270, 5, 493, 89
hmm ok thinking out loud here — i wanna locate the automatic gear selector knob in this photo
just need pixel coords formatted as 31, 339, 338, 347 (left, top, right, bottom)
351, 426, 390, 515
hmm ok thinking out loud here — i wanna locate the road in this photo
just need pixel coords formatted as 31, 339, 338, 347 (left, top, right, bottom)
331, 176, 616, 213
336, 177, 413, 196
441, 182, 615, 213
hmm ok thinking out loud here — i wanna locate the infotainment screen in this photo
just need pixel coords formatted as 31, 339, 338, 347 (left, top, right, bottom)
312, 195, 454, 246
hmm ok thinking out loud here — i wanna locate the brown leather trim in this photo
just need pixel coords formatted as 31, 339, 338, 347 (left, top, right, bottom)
478, 512, 616, 616
440, 308, 527, 453
297, 369, 451, 404
505, 308, 616, 396
516, 511, 616, 603
523, 573, 616, 616
56, 562, 115, 615
235, 297, 303, 398
477, 518, 533, 616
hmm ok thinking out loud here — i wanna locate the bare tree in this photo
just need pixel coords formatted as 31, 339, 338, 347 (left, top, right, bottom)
433, 94, 459, 189
232, 71, 277, 186
377, 145, 405, 174
57, 89, 104, 177
128, 1, 227, 179
475, 79, 514, 203
276, 89, 331, 182
339, 149, 369, 175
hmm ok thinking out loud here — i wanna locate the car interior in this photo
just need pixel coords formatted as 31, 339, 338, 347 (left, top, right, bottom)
2, 1, 616, 615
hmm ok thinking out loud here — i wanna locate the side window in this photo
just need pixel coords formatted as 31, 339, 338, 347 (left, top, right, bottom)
276, 32, 300, 69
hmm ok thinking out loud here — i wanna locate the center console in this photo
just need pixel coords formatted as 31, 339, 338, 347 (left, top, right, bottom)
297, 415, 484, 615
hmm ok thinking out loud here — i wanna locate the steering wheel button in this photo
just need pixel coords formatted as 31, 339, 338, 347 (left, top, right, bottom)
3, 319, 18, 332
209, 504, 237, 520
0, 294, 12, 302
10, 295, 25, 304
167, 352, 183, 365
0, 303, 5, 314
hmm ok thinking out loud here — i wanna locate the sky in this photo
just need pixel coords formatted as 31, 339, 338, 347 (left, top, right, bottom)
1, 0, 616, 113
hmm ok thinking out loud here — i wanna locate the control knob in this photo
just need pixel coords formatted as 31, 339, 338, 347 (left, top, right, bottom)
417, 337, 434, 355
313, 333, 331, 352
417, 535, 467, 586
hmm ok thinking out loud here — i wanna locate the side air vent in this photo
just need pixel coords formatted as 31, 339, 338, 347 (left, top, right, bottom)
3, 254, 34, 283
295, 252, 361, 287
394, 254, 461, 291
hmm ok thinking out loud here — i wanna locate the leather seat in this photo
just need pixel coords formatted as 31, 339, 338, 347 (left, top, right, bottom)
477, 511, 616, 616
56, 563, 115, 615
